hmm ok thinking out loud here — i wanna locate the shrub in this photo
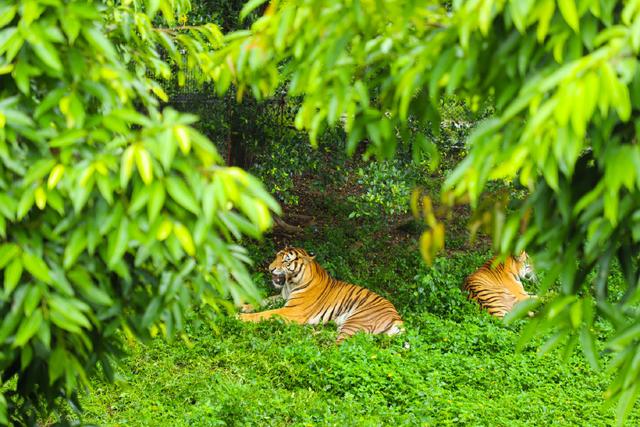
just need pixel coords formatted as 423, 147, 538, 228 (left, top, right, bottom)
0, 0, 277, 423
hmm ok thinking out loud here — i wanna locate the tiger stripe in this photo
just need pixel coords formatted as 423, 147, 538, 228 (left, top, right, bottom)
463, 252, 536, 318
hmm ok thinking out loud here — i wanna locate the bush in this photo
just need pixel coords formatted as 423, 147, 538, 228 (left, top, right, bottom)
348, 160, 415, 219
0, 0, 277, 423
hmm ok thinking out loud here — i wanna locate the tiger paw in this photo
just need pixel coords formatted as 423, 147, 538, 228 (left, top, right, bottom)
240, 303, 255, 313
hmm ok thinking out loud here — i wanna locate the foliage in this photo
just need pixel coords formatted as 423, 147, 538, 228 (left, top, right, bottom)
78, 239, 633, 426
247, 99, 344, 206
80, 314, 625, 426
0, 0, 277, 423
348, 160, 415, 219
207, 0, 640, 421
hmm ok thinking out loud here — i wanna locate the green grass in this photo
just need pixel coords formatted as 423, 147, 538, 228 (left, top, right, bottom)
76, 198, 637, 426
80, 310, 623, 426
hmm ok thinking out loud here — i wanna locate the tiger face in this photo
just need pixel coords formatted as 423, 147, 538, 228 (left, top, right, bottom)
268, 247, 314, 290
513, 251, 536, 281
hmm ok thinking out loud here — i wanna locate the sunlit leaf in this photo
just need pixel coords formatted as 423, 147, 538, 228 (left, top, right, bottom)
21, 252, 51, 284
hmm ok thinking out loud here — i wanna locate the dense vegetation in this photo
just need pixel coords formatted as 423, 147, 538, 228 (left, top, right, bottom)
0, 0, 274, 423
76, 197, 636, 426
1, 0, 640, 424
212, 0, 640, 422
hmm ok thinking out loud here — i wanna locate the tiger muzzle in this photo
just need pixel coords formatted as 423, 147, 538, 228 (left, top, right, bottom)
272, 272, 286, 289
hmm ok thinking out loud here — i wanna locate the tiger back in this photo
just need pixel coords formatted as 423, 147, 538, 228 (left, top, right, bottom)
463, 252, 536, 318
239, 247, 403, 343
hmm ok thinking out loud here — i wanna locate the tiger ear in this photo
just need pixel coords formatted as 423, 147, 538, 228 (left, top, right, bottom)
309, 251, 316, 259
517, 251, 528, 261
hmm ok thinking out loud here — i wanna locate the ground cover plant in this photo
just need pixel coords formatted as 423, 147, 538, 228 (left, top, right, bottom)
76, 191, 638, 426
3, 0, 640, 424
213, 2, 640, 421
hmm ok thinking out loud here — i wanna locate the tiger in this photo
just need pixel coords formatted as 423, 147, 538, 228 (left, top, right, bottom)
462, 251, 536, 318
239, 247, 404, 343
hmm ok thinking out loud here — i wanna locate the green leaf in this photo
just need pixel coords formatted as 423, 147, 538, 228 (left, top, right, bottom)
23, 159, 56, 186
156, 218, 172, 241
539, 330, 569, 356
16, 187, 35, 220
34, 87, 65, 119
174, 125, 191, 154
31, 40, 62, 72
49, 295, 91, 331
569, 300, 582, 328
23, 284, 42, 316
82, 26, 117, 61
608, 323, 640, 351
4, 257, 22, 294
106, 218, 129, 268
616, 382, 639, 427
580, 326, 600, 370
0, 243, 19, 269
68, 268, 113, 306
63, 226, 87, 269
120, 146, 135, 189
148, 181, 165, 223
48, 265, 74, 296
0, 5, 17, 28
536, 0, 555, 41
504, 297, 541, 323
0, 194, 16, 220
135, 147, 154, 185
34, 187, 46, 210
13, 308, 42, 347
173, 222, 195, 257
0, 392, 7, 425
166, 176, 200, 215
202, 182, 217, 225
0, 308, 21, 343
141, 297, 162, 329
49, 129, 86, 148
21, 252, 52, 284
128, 184, 151, 215
240, 0, 268, 21
159, 0, 175, 26
158, 130, 177, 170
146, 0, 161, 18
558, 0, 580, 32
96, 175, 113, 205
61, 14, 81, 44
47, 164, 65, 189
49, 346, 67, 384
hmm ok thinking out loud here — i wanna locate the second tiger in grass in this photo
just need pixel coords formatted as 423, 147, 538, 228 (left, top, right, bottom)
239, 247, 404, 343
463, 251, 537, 318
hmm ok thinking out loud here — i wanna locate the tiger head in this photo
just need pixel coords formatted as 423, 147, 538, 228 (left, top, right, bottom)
509, 251, 536, 282
268, 247, 316, 291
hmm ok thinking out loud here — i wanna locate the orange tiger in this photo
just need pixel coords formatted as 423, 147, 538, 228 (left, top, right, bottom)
463, 252, 536, 318
239, 247, 403, 343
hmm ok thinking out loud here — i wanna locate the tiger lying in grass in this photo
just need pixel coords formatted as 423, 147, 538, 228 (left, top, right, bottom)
463, 252, 537, 318
239, 247, 404, 343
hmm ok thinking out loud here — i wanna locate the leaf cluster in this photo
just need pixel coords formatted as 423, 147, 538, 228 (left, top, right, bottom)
0, 0, 278, 423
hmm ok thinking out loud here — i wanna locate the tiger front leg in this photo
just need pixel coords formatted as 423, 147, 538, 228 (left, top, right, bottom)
239, 295, 284, 313
238, 307, 306, 324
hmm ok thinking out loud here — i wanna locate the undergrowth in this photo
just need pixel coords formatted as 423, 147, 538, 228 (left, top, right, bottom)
76, 195, 637, 426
